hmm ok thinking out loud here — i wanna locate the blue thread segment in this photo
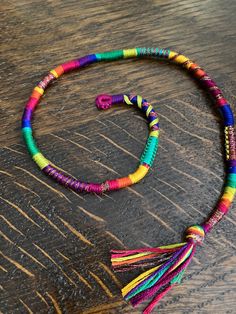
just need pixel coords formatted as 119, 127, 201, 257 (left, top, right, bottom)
219, 105, 234, 126
78, 54, 98, 66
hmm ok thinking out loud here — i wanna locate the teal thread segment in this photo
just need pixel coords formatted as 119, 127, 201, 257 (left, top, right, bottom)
22, 127, 40, 156
170, 270, 185, 285
136, 47, 142, 56
125, 262, 171, 301
95, 50, 124, 61
136, 47, 170, 58
140, 136, 159, 166
227, 173, 236, 188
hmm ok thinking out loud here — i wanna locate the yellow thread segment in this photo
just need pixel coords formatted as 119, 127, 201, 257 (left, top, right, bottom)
123, 49, 137, 58
225, 127, 230, 160
159, 243, 186, 249
124, 94, 133, 105
183, 60, 194, 69
150, 130, 159, 137
122, 265, 161, 296
149, 118, 159, 128
174, 55, 189, 64
50, 69, 59, 78
173, 245, 193, 270
222, 187, 236, 202
169, 51, 178, 59
34, 86, 44, 95
112, 252, 151, 262
32, 153, 49, 170
137, 95, 142, 108
129, 165, 149, 184
146, 105, 153, 117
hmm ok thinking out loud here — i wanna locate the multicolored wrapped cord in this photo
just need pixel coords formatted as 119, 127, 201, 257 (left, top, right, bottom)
22, 90, 159, 193
21, 48, 236, 313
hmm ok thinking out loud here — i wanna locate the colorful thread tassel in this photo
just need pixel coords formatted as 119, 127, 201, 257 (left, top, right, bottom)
111, 225, 205, 313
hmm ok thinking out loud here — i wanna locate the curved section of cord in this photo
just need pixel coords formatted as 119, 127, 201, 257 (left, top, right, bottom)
21, 48, 236, 313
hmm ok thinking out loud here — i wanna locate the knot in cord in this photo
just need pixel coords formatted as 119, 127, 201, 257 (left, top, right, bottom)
185, 225, 205, 244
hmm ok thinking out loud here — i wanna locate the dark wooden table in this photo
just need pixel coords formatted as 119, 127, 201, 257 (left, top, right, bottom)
1, 1, 236, 313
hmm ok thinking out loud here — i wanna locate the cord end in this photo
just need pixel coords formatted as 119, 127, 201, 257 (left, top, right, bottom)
95, 94, 113, 110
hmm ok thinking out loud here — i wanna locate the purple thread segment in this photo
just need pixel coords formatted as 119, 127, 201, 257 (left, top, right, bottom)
111, 94, 124, 105
124, 244, 187, 300
228, 160, 236, 166
22, 108, 33, 121
209, 88, 223, 98
42, 164, 104, 193
77, 54, 97, 67
22, 108, 33, 128
198, 75, 226, 109
95, 94, 125, 110
200, 78, 217, 89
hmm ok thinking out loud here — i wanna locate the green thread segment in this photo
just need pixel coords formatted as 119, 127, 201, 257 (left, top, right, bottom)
95, 50, 124, 61
22, 127, 40, 156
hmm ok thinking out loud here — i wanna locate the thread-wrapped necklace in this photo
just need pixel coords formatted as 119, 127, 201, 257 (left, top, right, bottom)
21, 48, 236, 313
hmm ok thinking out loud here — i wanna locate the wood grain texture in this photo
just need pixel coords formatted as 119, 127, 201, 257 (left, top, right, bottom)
0, 0, 236, 313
